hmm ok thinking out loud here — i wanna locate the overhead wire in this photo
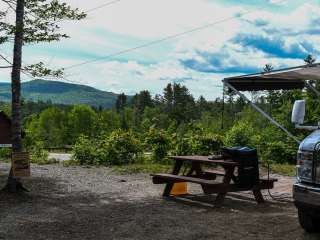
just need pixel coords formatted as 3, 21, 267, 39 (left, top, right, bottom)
85, 0, 122, 14
63, 0, 288, 70
2, 0, 288, 85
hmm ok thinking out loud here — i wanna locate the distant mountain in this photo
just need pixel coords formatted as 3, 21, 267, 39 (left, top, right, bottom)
0, 80, 119, 108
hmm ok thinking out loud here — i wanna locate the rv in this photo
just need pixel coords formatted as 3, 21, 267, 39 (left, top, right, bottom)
292, 100, 320, 232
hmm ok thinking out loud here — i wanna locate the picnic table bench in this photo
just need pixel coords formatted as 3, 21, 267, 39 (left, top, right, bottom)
152, 155, 277, 206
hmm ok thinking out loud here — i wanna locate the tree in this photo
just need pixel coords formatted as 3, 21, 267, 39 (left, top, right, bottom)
0, 0, 85, 192
131, 90, 153, 128
162, 83, 196, 124
68, 105, 98, 143
263, 64, 274, 73
132, 90, 153, 114
304, 54, 316, 65
115, 93, 127, 112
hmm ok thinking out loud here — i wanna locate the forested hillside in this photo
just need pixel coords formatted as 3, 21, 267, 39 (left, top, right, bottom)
0, 80, 119, 108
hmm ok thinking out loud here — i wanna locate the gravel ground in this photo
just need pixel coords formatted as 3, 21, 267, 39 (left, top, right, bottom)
0, 163, 319, 240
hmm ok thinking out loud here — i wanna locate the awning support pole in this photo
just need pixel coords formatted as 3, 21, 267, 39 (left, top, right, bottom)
305, 81, 320, 97
223, 80, 300, 145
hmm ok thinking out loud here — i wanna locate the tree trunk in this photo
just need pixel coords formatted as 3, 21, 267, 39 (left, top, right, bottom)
5, 0, 25, 192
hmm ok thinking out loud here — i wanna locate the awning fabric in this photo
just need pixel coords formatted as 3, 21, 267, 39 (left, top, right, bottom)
223, 64, 320, 91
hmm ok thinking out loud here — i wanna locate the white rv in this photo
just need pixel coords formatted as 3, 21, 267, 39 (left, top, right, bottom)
223, 64, 320, 232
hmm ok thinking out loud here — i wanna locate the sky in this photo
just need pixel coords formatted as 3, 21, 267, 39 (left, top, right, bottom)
1, 0, 320, 99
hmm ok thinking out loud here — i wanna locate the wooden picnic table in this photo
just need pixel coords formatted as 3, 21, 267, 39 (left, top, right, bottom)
152, 155, 277, 206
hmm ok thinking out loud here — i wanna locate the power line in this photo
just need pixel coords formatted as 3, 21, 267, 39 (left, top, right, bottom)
85, 0, 122, 14
64, 0, 287, 70
0, 49, 80, 84
5, 0, 122, 23
2, 0, 288, 85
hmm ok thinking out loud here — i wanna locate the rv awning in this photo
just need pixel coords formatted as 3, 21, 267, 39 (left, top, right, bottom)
223, 64, 320, 91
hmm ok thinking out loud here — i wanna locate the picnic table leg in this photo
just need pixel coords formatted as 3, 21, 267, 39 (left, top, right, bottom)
253, 186, 265, 204
190, 162, 212, 194
163, 160, 183, 197
214, 166, 235, 206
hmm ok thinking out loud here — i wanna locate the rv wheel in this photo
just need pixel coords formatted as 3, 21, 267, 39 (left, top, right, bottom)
298, 208, 320, 233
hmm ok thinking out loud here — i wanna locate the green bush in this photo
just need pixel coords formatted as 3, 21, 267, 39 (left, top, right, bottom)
100, 130, 142, 165
0, 148, 11, 161
174, 134, 223, 156
191, 134, 223, 155
72, 135, 97, 165
73, 130, 142, 166
225, 121, 254, 147
174, 136, 193, 155
261, 141, 296, 164
30, 144, 56, 165
145, 127, 170, 162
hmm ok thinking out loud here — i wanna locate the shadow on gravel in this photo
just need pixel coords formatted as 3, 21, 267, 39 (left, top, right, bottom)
0, 173, 319, 240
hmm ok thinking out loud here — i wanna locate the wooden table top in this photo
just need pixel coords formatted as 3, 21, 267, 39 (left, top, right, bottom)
170, 156, 239, 166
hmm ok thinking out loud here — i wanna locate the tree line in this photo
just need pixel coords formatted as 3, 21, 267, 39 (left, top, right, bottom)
0, 71, 318, 166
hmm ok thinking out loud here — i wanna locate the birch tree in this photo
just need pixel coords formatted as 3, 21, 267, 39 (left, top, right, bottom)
0, 0, 85, 192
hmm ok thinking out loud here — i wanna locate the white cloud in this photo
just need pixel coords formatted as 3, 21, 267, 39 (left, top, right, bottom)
2, 0, 320, 100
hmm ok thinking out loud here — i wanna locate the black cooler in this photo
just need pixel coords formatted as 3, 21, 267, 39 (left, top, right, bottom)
222, 147, 260, 188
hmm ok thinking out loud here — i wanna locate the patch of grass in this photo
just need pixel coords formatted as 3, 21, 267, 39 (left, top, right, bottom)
269, 163, 296, 176
31, 157, 59, 165
112, 163, 172, 175
62, 159, 79, 167
0, 158, 11, 163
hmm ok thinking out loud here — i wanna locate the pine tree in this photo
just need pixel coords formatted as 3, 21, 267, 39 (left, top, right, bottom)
304, 54, 316, 65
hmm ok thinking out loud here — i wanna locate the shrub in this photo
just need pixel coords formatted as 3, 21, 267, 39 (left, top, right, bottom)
225, 121, 254, 147
145, 127, 170, 162
72, 135, 97, 165
100, 130, 142, 165
174, 134, 223, 156
174, 137, 193, 155
30, 144, 54, 165
261, 141, 296, 164
191, 134, 223, 155
73, 131, 142, 166
0, 148, 11, 161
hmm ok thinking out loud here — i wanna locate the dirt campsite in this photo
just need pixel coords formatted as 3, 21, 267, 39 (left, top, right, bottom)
0, 162, 318, 240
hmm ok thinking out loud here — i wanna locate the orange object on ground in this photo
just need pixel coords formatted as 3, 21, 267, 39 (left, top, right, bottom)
170, 182, 188, 196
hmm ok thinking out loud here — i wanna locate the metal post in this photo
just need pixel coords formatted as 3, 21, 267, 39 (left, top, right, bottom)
305, 81, 320, 97
223, 80, 300, 145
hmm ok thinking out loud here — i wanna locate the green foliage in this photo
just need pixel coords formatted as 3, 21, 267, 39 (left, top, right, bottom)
30, 144, 57, 165
72, 135, 97, 165
225, 121, 254, 147
68, 105, 98, 142
191, 134, 224, 155
100, 130, 142, 165
0, 79, 118, 109
14, 81, 319, 168
0, 148, 11, 161
162, 83, 196, 124
115, 93, 127, 112
73, 130, 142, 166
174, 132, 223, 156
145, 127, 171, 162
269, 163, 296, 176
261, 141, 296, 164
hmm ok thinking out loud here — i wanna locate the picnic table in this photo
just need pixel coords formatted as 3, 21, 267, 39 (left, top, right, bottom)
152, 156, 277, 206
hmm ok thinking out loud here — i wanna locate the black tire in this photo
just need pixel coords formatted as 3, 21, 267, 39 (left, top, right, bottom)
298, 208, 320, 233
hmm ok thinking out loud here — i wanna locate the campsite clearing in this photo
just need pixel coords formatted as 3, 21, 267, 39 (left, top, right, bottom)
0, 163, 319, 240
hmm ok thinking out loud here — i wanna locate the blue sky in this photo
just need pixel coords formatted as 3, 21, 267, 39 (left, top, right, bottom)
1, 0, 320, 99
